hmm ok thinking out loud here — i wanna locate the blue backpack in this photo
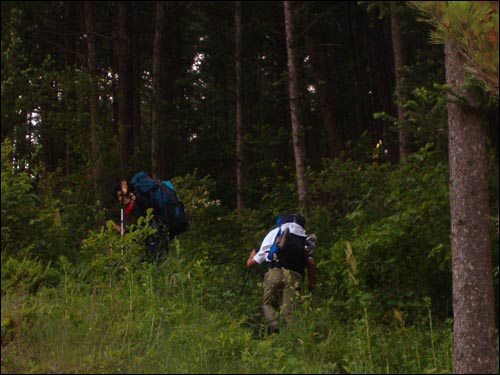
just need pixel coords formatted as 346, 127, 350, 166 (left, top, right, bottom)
130, 171, 187, 239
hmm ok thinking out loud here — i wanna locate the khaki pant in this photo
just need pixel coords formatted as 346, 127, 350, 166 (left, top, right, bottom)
263, 267, 303, 331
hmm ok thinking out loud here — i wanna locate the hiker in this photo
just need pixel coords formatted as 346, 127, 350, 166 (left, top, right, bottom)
127, 171, 187, 241
111, 177, 168, 261
246, 214, 317, 334
110, 172, 187, 260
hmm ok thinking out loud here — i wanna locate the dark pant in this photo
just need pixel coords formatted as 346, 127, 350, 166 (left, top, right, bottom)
145, 220, 169, 262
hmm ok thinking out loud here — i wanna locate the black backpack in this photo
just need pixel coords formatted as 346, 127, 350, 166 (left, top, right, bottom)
130, 171, 188, 240
268, 213, 308, 276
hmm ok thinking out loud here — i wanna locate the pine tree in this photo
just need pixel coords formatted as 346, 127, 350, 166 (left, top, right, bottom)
412, 2, 498, 372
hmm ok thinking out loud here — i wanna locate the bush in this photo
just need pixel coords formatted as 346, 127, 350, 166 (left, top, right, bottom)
309, 145, 452, 321
1, 139, 100, 263
1, 253, 61, 294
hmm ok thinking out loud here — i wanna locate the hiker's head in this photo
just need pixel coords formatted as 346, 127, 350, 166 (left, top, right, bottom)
277, 213, 306, 229
113, 178, 132, 203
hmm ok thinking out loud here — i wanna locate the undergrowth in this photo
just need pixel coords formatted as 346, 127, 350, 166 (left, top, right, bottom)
1, 245, 456, 374
2, 144, 498, 373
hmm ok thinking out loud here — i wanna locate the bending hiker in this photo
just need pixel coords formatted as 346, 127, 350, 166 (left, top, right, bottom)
111, 178, 152, 233
246, 213, 317, 334
110, 172, 187, 262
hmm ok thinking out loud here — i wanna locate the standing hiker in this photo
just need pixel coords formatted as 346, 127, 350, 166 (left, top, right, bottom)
246, 213, 317, 334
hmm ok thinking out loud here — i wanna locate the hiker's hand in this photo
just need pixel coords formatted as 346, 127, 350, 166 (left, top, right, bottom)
246, 249, 257, 268
106, 220, 121, 233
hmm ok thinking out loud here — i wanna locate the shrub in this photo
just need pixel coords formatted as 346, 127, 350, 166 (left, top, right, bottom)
309, 145, 452, 321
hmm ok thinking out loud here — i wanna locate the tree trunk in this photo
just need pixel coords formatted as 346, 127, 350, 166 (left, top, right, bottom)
152, 1, 166, 179
284, 1, 308, 213
445, 38, 496, 374
347, 5, 377, 145
63, 1, 76, 177
84, 1, 102, 200
116, 1, 133, 175
235, 1, 245, 218
305, 33, 343, 160
271, 36, 290, 175
390, 2, 411, 160
129, 3, 141, 166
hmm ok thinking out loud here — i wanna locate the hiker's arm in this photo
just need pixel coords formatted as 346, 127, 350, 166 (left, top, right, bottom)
306, 257, 316, 290
246, 249, 257, 267
106, 220, 122, 234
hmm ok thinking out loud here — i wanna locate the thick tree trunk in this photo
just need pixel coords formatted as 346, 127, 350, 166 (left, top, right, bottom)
390, 2, 411, 160
235, 1, 245, 218
445, 38, 496, 374
284, 1, 308, 213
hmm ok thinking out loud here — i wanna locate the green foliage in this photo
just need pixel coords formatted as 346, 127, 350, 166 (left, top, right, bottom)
309, 145, 453, 321
1, 254, 61, 294
170, 172, 245, 259
80, 208, 158, 281
374, 36, 448, 157
3, 144, 499, 373
400, 84, 448, 152
1, 140, 41, 256
0, 262, 458, 374
171, 172, 228, 235
374, 82, 449, 154
1, 139, 100, 263
411, 1, 499, 99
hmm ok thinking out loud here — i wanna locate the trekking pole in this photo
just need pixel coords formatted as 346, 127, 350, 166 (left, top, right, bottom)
239, 269, 250, 296
120, 208, 124, 236
120, 207, 124, 256
239, 247, 257, 297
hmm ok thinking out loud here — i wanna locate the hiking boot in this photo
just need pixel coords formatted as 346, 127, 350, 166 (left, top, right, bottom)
266, 326, 280, 336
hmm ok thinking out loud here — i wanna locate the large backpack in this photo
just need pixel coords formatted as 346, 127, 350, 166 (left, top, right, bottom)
268, 213, 308, 276
130, 171, 187, 240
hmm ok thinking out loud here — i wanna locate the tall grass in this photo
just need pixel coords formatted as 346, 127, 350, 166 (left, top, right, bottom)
2, 248, 458, 374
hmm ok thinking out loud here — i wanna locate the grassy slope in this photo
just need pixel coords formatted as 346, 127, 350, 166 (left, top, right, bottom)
1, 247, 456, 374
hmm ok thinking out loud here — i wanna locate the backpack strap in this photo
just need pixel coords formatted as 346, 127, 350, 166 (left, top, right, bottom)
267, 226, 290, 264
267, 226, 282, 263
158, 181, 178, 205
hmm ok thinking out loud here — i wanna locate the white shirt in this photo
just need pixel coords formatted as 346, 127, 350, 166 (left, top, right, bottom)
252, 222, 307, 264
